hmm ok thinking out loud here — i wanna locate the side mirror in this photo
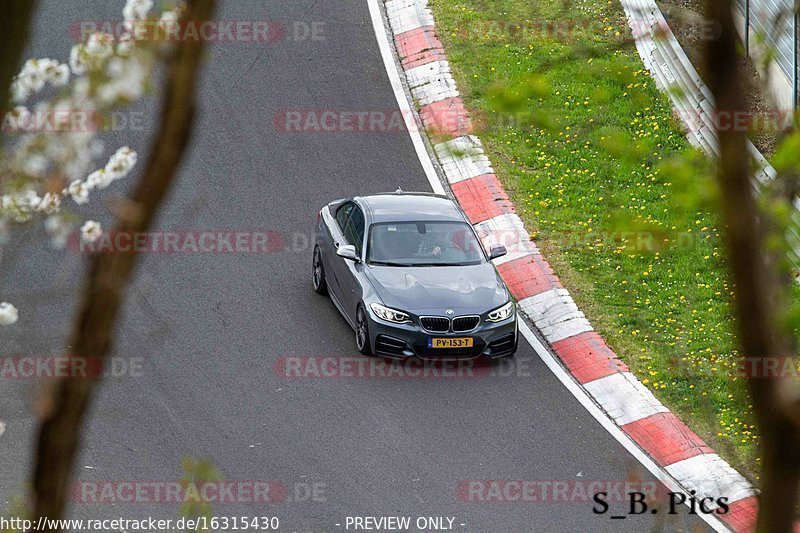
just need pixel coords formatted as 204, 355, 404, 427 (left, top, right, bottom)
337, 244, 360, 262
488, 245, 507, 260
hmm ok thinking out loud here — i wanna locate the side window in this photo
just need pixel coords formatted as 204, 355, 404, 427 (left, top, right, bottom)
344, 206, 365, 255
335, 202, 353, 232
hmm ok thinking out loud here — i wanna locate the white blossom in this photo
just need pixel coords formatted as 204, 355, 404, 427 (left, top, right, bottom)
36, 192, 61, 214
49, 63, 71, 86
10, 78, 31, 104
45, 215, 73, 248
69, 44, 89, 75
97, 57, 147, 104
44, 138, 69, 161
1, 190, 41, 221
22, 154, 49, 177
69, 34, 112, 75
159, 10, 179, 26
85, 33, 114, 61
86, 168, 112, 190
67, 180, 90, 204
105, 146, 137, 178
63, 146, 95, 181
10, 58, 69, 102
19, 59, 51, 92
0, 302, 18, 326
81, 220, 102, 243
1, 106, 31, 132
107, 57, 125, 78
16, 190, 41, 212
123, 0, 154, 22
85, 147, 136, 190
72, 76, 91, 100
116, 33, 134, 56
90, 139, 105, 157
0, 0, 168, 319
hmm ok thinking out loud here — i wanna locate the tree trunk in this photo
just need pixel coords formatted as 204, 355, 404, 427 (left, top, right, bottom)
0, 1, 38, 117
703, 0, 800, 529
31, 0, 217, 528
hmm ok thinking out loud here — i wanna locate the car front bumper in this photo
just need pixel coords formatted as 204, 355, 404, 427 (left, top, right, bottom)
367, 311, 518, 360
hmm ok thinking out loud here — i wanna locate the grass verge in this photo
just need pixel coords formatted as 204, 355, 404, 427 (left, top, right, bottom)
429, 0, 760, 478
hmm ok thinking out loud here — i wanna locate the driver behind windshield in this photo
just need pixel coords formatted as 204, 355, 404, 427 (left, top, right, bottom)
368, 222, 483, 265
416, 223, 461, 258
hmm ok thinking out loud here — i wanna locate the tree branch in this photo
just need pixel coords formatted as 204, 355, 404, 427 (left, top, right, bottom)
704, 0, 800, 529
30, 0, 217, 528
0, 0, 38, 111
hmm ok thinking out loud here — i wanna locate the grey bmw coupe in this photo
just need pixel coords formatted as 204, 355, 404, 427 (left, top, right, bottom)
312, 191, 518, 359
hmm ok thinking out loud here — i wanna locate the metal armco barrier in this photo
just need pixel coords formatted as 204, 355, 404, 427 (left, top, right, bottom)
620, 0, 776, 186
619, 0, 800, 268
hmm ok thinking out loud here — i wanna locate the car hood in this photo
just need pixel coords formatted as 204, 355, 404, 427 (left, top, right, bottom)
365, 262, 509, 314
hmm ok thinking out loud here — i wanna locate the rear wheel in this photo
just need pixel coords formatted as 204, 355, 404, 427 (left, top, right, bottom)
356, 305, 372, 355
312, 246, 328, 295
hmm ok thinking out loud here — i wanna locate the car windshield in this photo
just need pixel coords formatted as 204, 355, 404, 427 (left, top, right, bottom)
368, 221, 485, 266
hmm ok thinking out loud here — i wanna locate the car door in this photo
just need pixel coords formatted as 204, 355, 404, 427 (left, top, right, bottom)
325, 201, 353, 300
337, 204, 366, 320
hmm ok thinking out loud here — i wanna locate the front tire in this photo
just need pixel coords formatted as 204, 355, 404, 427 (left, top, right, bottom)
312, 246, 328, 295
356, 305, 372, 355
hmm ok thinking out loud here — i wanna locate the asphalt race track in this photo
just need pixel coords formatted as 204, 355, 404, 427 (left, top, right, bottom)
0, 1, 710, 531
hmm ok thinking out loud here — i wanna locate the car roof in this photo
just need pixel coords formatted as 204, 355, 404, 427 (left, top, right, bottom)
357, 193, 467, 223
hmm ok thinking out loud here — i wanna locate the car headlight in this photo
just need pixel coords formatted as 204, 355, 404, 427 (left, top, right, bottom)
487, 301, 515, 322
370, 303, 412, 324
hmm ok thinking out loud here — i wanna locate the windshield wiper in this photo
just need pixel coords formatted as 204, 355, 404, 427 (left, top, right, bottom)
409, 262, 481, 267
369, 261, 412, 267
370, 261, 481, 267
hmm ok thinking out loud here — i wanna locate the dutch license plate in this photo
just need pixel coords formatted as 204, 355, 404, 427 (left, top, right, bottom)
428, 337, 474, 349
